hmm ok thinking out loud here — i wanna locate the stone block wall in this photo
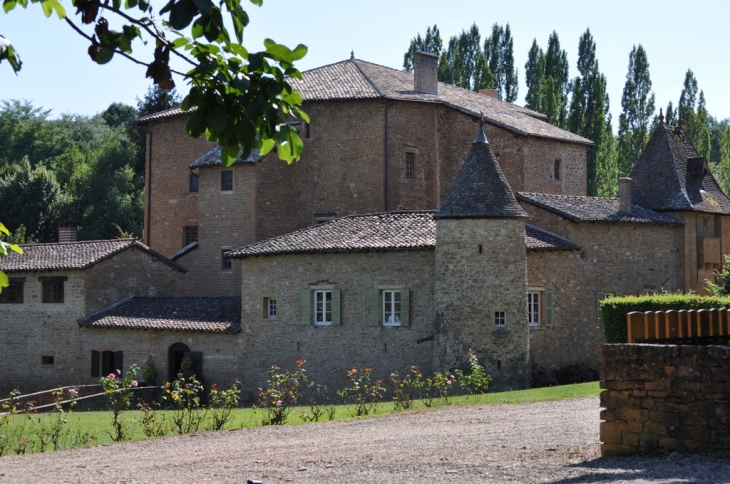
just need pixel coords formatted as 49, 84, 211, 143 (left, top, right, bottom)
600, 344, 730, 455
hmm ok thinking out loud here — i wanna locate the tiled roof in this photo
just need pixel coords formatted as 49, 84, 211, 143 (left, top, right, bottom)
189, 146, 261, 169
630, 124, 730, 214
525, 224, 579, 251
169, 241, 198, 261
136, 58, 592, 146
436, 128, 527, 219
292, 59, 593, 146
79, 297, 241, 333
228, 210, 576, 258
517, 193, 683, 225
0, 239, 186, 273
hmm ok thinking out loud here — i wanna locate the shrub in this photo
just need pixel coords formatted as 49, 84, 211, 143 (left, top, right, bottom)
421, 372, 455, 407
389, 366, 422, 411
601, 293, 730, 343
337, 368, 385, 417
300, 383, 335, 423
162, 371, 204, 435
554, 363, 599, 385
141, 354, 158, 386
454, 349, 492, 395
257, 359, 308, 425
531, 366, 559, 388
205, 382, 241, 431
100, 366, 139, 442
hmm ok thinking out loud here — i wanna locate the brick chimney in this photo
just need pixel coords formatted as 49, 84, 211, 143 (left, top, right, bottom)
413, 51, 439, 94
618, 178, 633, 214
58, 221, 78, 243
479, 89, 499, 98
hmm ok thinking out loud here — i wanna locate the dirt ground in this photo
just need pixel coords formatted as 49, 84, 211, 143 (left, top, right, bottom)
0, 397, 728, 483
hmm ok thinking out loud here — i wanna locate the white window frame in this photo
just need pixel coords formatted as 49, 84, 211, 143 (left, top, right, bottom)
528, 289, 542, 327
314, 290, 332, 326
494, 310, 507, 328
382, 290, 402, 326
267, 298, 277, 319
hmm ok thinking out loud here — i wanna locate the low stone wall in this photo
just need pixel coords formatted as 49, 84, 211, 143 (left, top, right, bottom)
600, 344, 730, 455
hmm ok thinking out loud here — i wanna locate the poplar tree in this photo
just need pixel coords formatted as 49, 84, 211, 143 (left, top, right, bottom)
616, 45, 655, 176
678, 69, 711, 159
665, 102, 677, 126
524, 32, 569, 127
524, 40, 545, 111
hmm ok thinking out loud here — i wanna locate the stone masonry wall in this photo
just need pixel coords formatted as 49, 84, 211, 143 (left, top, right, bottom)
523, 203, 683, 371
600, 344, 730, 455
175, 164, 257, 297
433, 218, 530, 391
144, 115, 214, 257
238, 250, 435, 397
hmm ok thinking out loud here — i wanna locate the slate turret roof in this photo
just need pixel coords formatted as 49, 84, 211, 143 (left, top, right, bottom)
516, 193, 683, 225
189, 146, 261, 169
228, 211, 576, 259
137, 58, 592, 147
0, 239, 186, 273
630, 123, 730, 214
78, 297, 241, 333
435, 126, 527, 219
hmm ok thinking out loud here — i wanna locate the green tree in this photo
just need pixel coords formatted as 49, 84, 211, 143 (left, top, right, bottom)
2, 0, 309, 166
524, 39, 545, 111
136, 85, 182, 118
403, 24, 443, 72
524, 32, 569, 127
616, 45, 655, 177
101, 103, 137, 129
678, 70, 711, 159
665, 101, 677, 126
483, 23, 518, 101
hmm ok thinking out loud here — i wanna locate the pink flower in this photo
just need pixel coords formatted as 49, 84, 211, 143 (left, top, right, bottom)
108, 374, 116, 380
68, 388, 77, 394
276, 400, 283, 406
446, 380, 452, 385
132, 381, 138, 387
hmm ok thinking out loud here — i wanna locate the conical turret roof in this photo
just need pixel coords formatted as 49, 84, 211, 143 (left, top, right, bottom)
435, 125, 527, 219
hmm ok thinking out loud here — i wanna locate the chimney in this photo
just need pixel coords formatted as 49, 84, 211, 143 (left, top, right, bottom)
479, 89, 499, 99
618, 178, 633, 214
413, 51, 439, 94
58, 221, 78, 243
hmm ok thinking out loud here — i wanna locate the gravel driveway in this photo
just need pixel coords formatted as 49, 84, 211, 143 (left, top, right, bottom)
1, 397, 727, 483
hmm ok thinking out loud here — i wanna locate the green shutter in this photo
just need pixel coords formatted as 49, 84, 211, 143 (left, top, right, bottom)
300, 289, 311, 325
596, 292, 605, 324
367, 289, 379, 326
545, 290, 553, 326
400, 289, 410, 326
331, 288, 341, 325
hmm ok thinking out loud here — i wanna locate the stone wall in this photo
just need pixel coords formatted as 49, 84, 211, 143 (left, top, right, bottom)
600, 344, 730, 455
523, 202, 683, 370
239, 250, 436, 396
434, 218, 530, 391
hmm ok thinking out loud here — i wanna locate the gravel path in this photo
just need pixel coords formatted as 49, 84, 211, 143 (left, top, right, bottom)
1, 397, 728, 483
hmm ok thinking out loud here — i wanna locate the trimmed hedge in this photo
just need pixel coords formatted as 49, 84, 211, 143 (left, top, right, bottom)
601, 293, 730, 343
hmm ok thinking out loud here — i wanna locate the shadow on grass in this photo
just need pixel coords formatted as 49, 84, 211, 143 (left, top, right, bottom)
546, 452, 730, 483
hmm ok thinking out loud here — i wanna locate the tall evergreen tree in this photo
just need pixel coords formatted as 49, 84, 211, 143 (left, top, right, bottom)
403, 25, 443, 72
665, 101, 677, 126
616, 45, 655, 176
678, 70, 711, 159
524, 32, 569, 127
524, 39, 545, 111
499, 24, 519, 102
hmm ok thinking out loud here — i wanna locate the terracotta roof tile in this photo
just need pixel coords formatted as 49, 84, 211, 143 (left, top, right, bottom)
79, 297, 241, 333
517, 193, 683, 225
136, 107, 190, 123
0, 239, 186, 273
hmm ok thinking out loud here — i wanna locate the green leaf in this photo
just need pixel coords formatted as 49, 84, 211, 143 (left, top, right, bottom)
259, 138, 275, 156
8, 243, 22, 254
235, 119, 256, 150
192, 0, 212, 14
0, 271, 8, 290
291, 44, 308, 61
94, 47, 115, 64
220, 143, 238, 167
232, 72, 250, 91
265, 42, 294, 64
3, 0, 17, 14
169, 0, 197, 30
0, 222, 9, 236
207, 104, 228, 131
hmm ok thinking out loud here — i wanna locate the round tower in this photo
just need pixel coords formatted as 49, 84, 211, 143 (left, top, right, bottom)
433, 121, 530, 390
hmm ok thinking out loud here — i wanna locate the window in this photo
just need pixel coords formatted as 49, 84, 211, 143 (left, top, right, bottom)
183, 226, 198, 246
263, 296, 277, 319
554, 159, 561, 181
367, 288, 410, 327
41, 354, 55, 367
220, 249, 232, 270
528, 291, 541, 326
300, 288, 341, 326
494, 311, 507, 327
221, 170, 233, 191
40, 276, 66, 304
189, 173, 199, 193
528, 289, 553, 327
0, 278, 24, 303
91, 350, 123, 377
405, 152, 415, 179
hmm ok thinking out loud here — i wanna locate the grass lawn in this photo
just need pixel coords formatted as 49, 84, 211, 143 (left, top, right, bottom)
0, 381, 600, 455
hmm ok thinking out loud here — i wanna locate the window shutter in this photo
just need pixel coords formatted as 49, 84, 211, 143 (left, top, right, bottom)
331, 288, 341, 325
114, 351, 124, 376
367, 289, 379, 326
300, 289, 311, 325
91, 350, 100, 377
596, 292, 605, 324
545, 290, 553, 326
400, 288, 410, 326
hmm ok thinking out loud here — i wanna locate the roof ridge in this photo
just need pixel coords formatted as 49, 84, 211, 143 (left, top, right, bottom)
350, 59, 385, 97
19, 238, 135, 248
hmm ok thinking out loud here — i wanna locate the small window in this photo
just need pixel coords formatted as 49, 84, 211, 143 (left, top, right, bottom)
221, 249, 232, 270
221, 170, 233, 191
0, 278, 24, 304
554, 159, 561, 181
183, 226, 198, 246
528, 291, 541, 326
494, 311, 507, 327
382, 290, 402, 326
263, 297, 277, 319
314, 290, 332, 325
405, 152, 415, 179
41, 354, 55, 367
189, 173, 199, 193
40, 277, 66, 304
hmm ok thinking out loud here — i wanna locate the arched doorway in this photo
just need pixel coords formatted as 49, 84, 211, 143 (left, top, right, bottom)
168, 342, 190, 382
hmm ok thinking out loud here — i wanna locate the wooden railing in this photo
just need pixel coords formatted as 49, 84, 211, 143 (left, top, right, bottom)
627, 308, 730, 344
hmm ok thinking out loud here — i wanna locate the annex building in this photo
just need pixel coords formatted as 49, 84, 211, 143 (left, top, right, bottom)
2, 53, 729, 396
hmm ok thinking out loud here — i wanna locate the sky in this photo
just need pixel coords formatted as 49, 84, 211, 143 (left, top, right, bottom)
2, 0, 730, 127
